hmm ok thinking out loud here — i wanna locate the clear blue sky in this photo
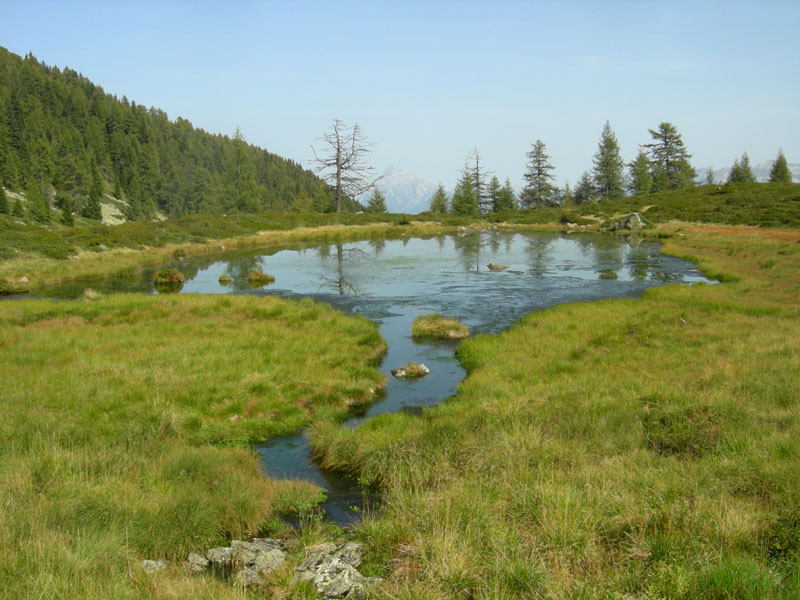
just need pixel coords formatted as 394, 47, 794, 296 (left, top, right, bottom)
2, 1, 799, 190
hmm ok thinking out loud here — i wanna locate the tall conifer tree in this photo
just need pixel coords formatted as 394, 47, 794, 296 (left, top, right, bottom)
521, 140, 556, 208
628, 149, 653, 196
769, 150, 792, 183
592, 121, 625, 200
451, 166, 480, 216
645, 122, 695, 190
429, 184, 449, 214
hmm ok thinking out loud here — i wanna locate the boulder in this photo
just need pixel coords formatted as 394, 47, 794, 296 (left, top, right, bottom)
390, 363, 430, 379
234, 567, 264, 587
206, 546, 235, 567
187, 552, 209, 573
612, 212, 645, 232
311, 559, 366, 599
253, 549, 286, 576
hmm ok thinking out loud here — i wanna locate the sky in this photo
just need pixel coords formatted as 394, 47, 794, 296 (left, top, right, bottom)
2, 0, 799, 191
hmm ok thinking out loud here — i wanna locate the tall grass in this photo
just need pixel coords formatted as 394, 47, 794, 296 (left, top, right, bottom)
312, 225, 800, 598
0, 294, 384, 599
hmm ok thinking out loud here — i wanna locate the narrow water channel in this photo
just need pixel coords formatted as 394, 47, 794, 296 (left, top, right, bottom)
34, 230, 711, 524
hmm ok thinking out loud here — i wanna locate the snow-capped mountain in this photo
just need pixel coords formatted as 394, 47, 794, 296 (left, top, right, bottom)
359, 166, 438, 214
711, 161, 800, 184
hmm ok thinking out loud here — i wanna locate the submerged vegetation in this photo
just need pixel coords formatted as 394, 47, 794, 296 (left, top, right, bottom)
0, 294, 385, 598
411, 313, 470, 340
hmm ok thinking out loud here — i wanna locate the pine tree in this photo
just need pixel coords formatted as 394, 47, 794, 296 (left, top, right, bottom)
728, 152, 755, 183
769, 150, 792, 183
562, 182, 574, 206
487, 176, 502, 213
27, 177, 50, 223
704, 167, 715, 185
628, 149, 653, 196
12, 197, 24, 218
573, 171, 595, 205
644, 122, 696, 190
61, 195, 74, 226
592, 121, 625, 200
520, 140, 556, 208
467, 149, 492, 213
365, 188, 387, 213
496, 179, 517, 212
0, 185, 8, 214
82, 163, 103, 220
451, 166, 480, 216
429, 184, 449, 214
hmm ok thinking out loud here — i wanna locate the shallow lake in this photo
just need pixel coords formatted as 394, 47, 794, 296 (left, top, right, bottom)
38, 230, 711, 523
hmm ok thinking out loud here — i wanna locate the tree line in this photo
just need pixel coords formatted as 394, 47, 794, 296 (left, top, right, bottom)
0, 47, 361, 223
428, 121, 793, 216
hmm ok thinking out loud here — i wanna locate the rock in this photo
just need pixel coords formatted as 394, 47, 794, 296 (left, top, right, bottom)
234, 567, 264, 587
612, 212, 645, 232
206, 546, 235, 567
231, 540, 262, 566
253, 549, 285, 575
390, 363, 430, 379
251, 537, 287, 553
311, 559, 366, 599
295, 542, 363, 581
141, 559, 169, 573
187, 553, 209, 573
487, 263, 508, 270
19, 276, 28, 283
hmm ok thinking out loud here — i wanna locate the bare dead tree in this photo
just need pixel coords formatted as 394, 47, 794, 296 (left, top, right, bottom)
311, 119, 382, 212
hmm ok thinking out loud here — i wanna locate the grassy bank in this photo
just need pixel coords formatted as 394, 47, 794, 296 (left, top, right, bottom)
0, 293, 384, 599
311, 224, 800, 599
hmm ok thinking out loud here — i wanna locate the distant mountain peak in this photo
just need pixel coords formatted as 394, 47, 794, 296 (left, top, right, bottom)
360, 166, 437, 214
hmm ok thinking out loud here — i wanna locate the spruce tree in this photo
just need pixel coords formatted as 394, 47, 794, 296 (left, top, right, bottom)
728, 153, 755, 183
704, 167, 715, 185
562, 182, 574, 206
644, 122, 696, 190
451, 166, 479, 216
82, 165, 103, 220
574, 171, 595, 205
12, 197, 24, 218
769, 150, 792, 183
27, 177, 50, 223
487, 176, 502, 213
365, 188, 387, 213
0, 185, 8, 214
496, 179, 517, 212
628, 150, 653, 196
61, 195, 74, 226
429, 184, 449, 214
520, 140, 556, 208
592, 121, 625, 200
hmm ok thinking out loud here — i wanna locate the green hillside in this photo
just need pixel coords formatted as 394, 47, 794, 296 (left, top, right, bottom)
0, 47, 358, 219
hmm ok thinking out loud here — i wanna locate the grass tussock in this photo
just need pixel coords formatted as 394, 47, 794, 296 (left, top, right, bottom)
411, 313, 469, 340
152, 268, 185, 285
311, 223, 800, 598
247, 270, 276, 285
0, 294, 385, 599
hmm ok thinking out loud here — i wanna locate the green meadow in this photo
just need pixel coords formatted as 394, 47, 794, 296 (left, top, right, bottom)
0, 293, 384, 599
312, 224, 800, 599
1, 186, 800, 598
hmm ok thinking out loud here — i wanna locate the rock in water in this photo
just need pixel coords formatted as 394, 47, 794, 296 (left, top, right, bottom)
487, 263, 509, 270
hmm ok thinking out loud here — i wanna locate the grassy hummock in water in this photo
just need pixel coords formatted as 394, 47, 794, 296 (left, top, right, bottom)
411, 313, 469, 339
0, 293, 385, 599
153, 268, 185, 285
247, 270, 276, 285
312, 224, 800, 599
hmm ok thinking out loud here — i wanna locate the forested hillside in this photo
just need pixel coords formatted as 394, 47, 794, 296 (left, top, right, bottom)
0, 47, 354, 219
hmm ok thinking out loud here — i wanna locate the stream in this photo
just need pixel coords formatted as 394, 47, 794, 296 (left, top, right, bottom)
35, 230, 711, 524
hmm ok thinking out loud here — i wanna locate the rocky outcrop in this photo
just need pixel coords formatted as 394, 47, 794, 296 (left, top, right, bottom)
192, 537, 287, 587
296, 542, 376, 599
611, 212, 645, 232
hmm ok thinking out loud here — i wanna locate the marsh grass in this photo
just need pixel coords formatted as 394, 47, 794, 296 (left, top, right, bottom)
312, 224, 800, 598
411, 314, 469, 340
0, 294, 384, 599
246, 270, 276, 285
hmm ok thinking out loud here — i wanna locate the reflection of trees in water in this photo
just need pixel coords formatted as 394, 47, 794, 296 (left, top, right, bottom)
436, 234, 448, 250
320, 243, 371, 295
224, 256, 265, 289
625, 241, 657, 282
525, 235, 555, 277
368, 238, 386, 256
592, 237, 623, 280
452, 233, 481, 273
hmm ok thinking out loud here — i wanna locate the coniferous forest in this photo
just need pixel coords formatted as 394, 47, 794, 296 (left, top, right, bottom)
0, 47, 360, 220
